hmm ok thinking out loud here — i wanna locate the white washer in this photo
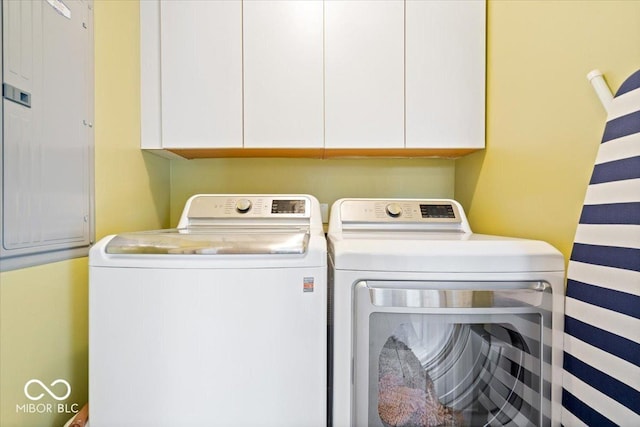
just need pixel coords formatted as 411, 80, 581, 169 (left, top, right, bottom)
328, 198, 565, 427
89, 194, 326, 427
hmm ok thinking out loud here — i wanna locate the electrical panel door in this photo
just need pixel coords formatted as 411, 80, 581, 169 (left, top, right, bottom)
1, 0, 94, 271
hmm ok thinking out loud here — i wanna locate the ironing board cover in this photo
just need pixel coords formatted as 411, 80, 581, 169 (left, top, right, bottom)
561, 70, 640, 426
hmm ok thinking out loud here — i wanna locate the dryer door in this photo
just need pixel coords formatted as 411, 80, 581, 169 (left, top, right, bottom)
353, 281, 553, 427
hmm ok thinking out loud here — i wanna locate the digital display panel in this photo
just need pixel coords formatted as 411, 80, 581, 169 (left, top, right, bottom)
420, 204, 456, 219
271, 199, 306, 214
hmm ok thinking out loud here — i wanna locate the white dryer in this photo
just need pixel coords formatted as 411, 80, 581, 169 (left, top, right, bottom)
89, 194, 326, 427
328, 199, 565, 427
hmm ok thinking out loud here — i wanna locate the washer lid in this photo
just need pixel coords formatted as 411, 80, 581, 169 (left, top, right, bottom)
105, 227, 310, 255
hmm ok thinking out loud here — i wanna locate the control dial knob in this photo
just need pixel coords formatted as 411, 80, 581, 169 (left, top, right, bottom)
385, 203, 402, 218
235, 199, 252, 213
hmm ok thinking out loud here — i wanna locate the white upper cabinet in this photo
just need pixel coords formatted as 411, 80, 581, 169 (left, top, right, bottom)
405, 0, 486, 149
159, 0, 243, 149
243, 1, 323, 149
324, 0, 405, 149
140, 0, 485, 157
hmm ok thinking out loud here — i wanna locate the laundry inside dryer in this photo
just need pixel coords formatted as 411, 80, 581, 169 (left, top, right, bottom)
368, 313, 543, 427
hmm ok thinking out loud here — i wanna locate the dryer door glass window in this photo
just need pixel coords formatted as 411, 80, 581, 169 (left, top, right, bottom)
353, 281, 553, 427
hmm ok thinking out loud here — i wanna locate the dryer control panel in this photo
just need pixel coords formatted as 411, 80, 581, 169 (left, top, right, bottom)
335, 199, 471, 232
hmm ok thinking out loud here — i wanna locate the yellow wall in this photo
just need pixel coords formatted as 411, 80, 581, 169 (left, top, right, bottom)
456, 0, 640, 261
0, 2, 170, 426
170, 158, 455, 225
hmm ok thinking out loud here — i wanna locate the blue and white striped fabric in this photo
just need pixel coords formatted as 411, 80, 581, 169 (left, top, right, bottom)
561, 70, 640, 427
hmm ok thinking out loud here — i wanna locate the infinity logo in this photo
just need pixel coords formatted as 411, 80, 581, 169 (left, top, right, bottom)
24, 379, 71, 401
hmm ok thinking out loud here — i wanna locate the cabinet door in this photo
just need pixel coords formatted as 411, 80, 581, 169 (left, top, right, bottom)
243, 0, 323, 149
160, 0, 242, 149
325, 0, 404, 149
406, 0, 486, 149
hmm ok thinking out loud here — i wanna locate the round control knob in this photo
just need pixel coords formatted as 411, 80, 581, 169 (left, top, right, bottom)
385, 203, 402, 218
235, 199, 252, 213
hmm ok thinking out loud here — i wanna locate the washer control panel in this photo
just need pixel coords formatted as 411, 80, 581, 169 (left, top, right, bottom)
185, 195, 310, 220
340, 199, 463, 224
